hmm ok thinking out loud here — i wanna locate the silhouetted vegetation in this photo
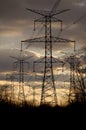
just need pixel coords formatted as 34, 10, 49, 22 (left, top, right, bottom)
0, 99, 86, 115
0, 99, 86, 129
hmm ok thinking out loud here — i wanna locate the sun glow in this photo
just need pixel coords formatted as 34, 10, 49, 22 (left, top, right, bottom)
0, 78, 70, 106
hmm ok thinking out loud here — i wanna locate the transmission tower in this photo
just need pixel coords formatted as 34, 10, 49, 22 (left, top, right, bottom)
10, 42, 31, 104
62, 48, 86, 103
66, 55, 80, 102
63, 49, 85, 102
22, 2, 75, 105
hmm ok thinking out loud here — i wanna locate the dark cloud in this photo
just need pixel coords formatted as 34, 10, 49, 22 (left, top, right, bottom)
0, 0, 86, 43
0, 0, 86, 82
0, 0, 86, 23
0, 0, 27, 20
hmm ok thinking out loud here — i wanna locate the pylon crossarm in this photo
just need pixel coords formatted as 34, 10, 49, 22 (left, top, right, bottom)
51, 57, 64, 64
21, 37, 45, 43
34, 57, 45, 63
26, 8, 50, 16
51, 9, 71, 17
34, 56, 64, 63
9, 56, 19, 61
26, 8, 70, 17
52, 37, 75, 43
10, 55, 32, 62
34, 16, 62, 22
22, 36, 75, 43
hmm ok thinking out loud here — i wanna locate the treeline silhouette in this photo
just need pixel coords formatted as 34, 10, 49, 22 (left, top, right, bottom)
0, 99, 86, 129
0, 99, 86, 115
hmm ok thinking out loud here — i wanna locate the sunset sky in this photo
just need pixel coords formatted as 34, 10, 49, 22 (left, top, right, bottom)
0, 0, 86, 105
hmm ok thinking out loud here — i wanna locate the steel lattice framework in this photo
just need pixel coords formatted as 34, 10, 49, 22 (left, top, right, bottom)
22, 6, 75, 105
10, 42, 31, 103
66, 55, 80, 102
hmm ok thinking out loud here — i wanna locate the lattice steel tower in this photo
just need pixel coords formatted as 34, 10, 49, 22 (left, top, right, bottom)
22, 1, 75, 105
66, 54, 80, 103
10, 42, 30, 103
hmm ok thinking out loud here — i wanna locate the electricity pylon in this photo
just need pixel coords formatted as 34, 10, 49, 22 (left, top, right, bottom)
62, 49, 84, 103
22, 6, 75, 106
66, 55, 80, 102
10, 42, 31, 104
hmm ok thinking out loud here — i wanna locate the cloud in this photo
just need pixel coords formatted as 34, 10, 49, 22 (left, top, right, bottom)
0, 0, 86, 47
0, 0, 86, 86
73, 0, 86, 7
